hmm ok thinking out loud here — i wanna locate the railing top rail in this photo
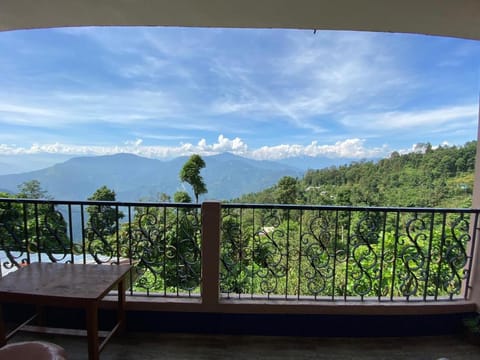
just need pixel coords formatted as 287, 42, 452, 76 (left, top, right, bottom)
1, 198, 478, 213
222, 202, 480, 213
0, 197, 201, 209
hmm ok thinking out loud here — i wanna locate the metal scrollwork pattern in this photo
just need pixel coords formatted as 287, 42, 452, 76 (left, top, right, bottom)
396, 213, 430, 299
0, 202, 28, 273
38, 205, 72, 263
253, 209, 288, 297
437, 214, 469, 298
300, 211, 336, 298
84, 204, 117, 265
174, 209, 201, 292
348, 211, 382, 298
129, 209, 166, 294
220, 207, 291, 298
220, 208, 253, 295
0, 198, 475, 301
220, 205, 475, 301
0, 202, 74, 274
129, 206, 201, 295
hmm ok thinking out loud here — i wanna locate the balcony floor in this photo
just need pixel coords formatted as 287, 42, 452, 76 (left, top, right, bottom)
9, 332, 480, 360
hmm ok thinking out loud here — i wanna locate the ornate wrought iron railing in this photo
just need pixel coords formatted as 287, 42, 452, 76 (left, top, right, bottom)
0, 198, 478, 302
0, 198, 201, 297
220, 204, 478, 302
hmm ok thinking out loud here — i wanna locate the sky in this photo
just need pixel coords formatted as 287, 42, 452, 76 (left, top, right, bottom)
0, 26, 479, 171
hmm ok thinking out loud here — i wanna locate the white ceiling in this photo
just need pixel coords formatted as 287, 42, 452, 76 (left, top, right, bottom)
1, 0, 479, 40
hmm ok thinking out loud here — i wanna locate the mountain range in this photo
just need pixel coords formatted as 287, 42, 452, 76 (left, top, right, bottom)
0, 153, 303, 202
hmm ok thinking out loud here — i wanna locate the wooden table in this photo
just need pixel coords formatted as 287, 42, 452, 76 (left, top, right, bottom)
0, 262, 132, 360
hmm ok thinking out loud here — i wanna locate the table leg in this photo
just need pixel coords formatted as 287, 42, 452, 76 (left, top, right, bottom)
0, 305, 6, 347
117, 279, 126, 334
86, 302, 99, 360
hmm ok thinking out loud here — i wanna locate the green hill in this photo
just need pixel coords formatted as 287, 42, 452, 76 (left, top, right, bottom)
0, 153, 301, 202
234, 141, 476, 208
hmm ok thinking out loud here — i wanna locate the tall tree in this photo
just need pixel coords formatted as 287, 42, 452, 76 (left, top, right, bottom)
174, 191, 192, 203
179, 154, 207, 203
276, 176, 298, 204
86, 185, 124, 245
17, 180, 51, 199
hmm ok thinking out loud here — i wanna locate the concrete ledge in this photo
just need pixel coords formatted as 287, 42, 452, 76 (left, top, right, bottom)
4, 300, 476, 337
100, 295, 477, 316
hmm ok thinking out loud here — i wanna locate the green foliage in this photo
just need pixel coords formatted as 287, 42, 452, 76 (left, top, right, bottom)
157, 192, 172, 202
86, 186, 125, 260
220, 207, 470, 299
235, 141, 476, 208
17, 180, 51, 200
122, 205, 201, 294
174, 191, 192, 203
275, 176, 299, 204
179, 154, 207, 203
0, 182, 69, 258
87, 186, 124, 237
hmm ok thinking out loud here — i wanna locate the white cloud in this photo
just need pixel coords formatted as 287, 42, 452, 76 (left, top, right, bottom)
250, 138, 389, 160
209, 58, 329, 133
0, 135, 391, 161
274, 31, 413, 114
340, 104, 477, 132
205, 30, 417, 136
373, 105, 476, 129
0, 102, 67, 127
0, 103, 59, 118
125, 139, 143, 147
0, 88, 188, 129
197, 135, 249, 155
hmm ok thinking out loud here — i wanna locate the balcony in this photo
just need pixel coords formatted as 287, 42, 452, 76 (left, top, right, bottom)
0, 197, 478, 341
0, 0, 478, 358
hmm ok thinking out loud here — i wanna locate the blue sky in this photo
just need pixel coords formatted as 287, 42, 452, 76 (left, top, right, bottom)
0, 27, 479, 170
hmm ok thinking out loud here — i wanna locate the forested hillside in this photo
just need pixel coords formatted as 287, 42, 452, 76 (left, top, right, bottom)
235, 141, 476, 208
0, 153, 300, 202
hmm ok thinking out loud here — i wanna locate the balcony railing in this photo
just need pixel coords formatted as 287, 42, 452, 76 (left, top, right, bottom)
0, 198, 477, 303
221, 204, 477, 302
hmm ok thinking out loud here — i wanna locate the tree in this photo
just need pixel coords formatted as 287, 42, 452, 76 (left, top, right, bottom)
157, 192, 171, 202
179, 154, 207, 203
17, 180, 51, 199
17, 181, 68, 254
174, 191, 192, 203
86, 186, 124, 262
87, 186, 124, 237
276, 176, 298, 204
0, 192, 24, 254
0, 182, 69, 260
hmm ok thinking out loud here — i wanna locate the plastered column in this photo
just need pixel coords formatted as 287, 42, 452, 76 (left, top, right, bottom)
469, 101, 480, 309
201, 201, 221, 307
